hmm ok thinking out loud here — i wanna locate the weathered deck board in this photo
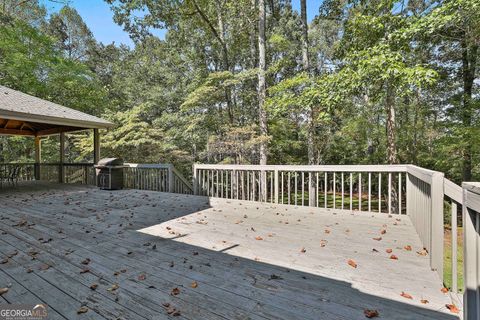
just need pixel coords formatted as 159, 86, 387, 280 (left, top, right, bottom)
0, 182, 459, 319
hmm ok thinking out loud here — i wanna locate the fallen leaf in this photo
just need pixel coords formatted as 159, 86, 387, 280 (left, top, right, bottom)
0, 258, 8, 264
80, 268, 90, 274
0, 288, 8, 295
401, 291, 413, 299
441, 287, 449, 293
372, 248, 379, 252
320, 240, 328, 247
404, 245, 412, 251
363, 309, 379, 318
107, 284, 119, 292
191, 281, 198, 288
77, 306, 88, 314
81, 258, 91, 265
324, 229, 331, 234
386, 249, 392, 253
171, 287, 180, 296
255, 236, 263, 241
90, 284, 98, 290
417, 248, 428, 256
421, 299, 429, 304
390, 255, 398, 260
380, 229, 387, 234
39, 264, 50, 270
348, 259, 357, 268
300, 247, 306, 253
446, 304, 459, 314
138, 274, 146, 281
373, 237, 382, 241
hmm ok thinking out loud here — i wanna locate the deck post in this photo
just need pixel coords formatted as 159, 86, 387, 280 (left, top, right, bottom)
93, 128, 100, 164
34, 136, 41, 180
59, 132, 65, 183
193, 164, 198, 195
430, 172, 444, 280
462, 183, 480, 320
168, 164, 175, 193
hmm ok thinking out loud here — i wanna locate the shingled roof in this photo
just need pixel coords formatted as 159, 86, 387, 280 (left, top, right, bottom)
0, 85, 113, 136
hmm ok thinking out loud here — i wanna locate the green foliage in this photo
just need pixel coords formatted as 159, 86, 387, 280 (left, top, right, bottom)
0, 0, 478, 183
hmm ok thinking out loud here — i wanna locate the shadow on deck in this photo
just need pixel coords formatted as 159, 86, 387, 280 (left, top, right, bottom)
0, 182, 458, 319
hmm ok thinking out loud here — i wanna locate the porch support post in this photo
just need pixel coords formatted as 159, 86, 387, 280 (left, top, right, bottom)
34, 136, 41, 180
59, 132, 65, 183
93, 128, 100, 164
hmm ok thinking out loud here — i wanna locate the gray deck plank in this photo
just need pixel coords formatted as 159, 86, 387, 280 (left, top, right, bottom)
0, 182, 460, 320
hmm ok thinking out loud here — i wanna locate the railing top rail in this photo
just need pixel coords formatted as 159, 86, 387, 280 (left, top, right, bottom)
193, 164, 409, 172
444, 178, 463, 204
125, 163, 172, 169
463, 182, 480, 213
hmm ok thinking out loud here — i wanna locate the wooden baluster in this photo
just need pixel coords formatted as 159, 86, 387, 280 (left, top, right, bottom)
287, 172, 291, 205
379, 173, 382, 213
451, 201, 458, 293
388, 173, 392, 214
350, 173, 353, 211
316, 172, 319, 207
341, 172, 344, 209
301, 172, 305, 206
359, 173, 362, 212
368, 172, 372, 212
324, 172, 328, 209
333, 172, 336, 209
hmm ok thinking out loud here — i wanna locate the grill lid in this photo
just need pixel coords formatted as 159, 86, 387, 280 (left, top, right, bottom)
96, 158, 124, 167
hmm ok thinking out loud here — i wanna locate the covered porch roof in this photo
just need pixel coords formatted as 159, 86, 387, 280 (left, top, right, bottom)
0, 85, 113, 136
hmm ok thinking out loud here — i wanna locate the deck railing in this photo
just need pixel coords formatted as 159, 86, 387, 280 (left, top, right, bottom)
462, 182, 480, 320
192, 163, 472, 313
0, 162, 193, 194
124, 163, 193, 194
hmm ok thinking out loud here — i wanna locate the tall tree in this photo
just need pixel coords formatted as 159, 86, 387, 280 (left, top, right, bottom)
258, 0, 268, 165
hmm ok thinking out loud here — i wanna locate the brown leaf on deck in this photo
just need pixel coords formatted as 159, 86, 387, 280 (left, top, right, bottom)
138, 274, 146, 281
404, 245, 412, 251
363, 309, 379, 318
324, 229, 331, 234
77, 306, 88, 314
0, 288, 8, 295
441, 287, 449, 293
300, 247, 306, 253
380, 229, 386, 234
386, 249, 392, 253
255, 236, 263, 240
0, 258, 8, 264
171, 287, 181, 296
107, 283, 119, 291
373, 237, 382, 241
348, 259, 357, 268
81, 258, 91, 265
400, 291, 413, 299
191, 281, 198, 288
80, 268, 90, 274
90, 283, 98, 290
320, 240, 328, 247
421, 299, 429, 304
446, 304, 459, 314
416, 248, 428, 256
390, 254, 398, 260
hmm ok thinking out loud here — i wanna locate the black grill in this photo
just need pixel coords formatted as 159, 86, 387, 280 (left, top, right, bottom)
94, 158, 126, 190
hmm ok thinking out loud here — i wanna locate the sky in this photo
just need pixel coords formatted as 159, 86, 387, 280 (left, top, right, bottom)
39, 0, 321, 47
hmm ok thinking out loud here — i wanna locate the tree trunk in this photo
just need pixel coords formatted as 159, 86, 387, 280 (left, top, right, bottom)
385, 83, 398, 165
258, 0, 267, 166
461, 39, 478, 181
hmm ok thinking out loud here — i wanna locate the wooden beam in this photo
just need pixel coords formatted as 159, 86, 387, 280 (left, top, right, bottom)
36, 126, 84, 136
34, 137, 41, 180
0, 128, 35, 136
59, 132, 65, 183
93, 128, 100, 164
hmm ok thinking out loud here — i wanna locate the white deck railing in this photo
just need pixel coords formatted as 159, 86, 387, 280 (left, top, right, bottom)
124, 163, 193, 194
193, 163, 470, 310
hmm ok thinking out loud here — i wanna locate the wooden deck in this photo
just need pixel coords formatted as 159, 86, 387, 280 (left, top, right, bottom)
0, 182, 458, 319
